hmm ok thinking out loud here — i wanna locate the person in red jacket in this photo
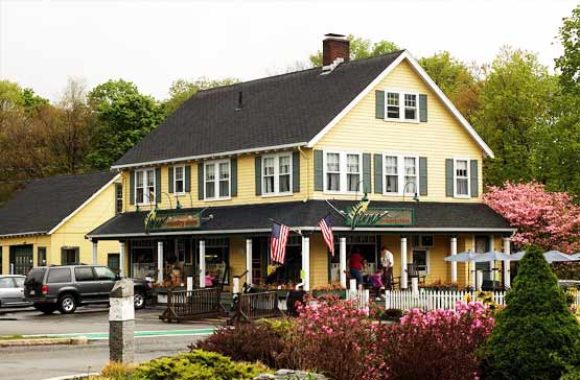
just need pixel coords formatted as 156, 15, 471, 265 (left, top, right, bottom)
349, 248, 364, 285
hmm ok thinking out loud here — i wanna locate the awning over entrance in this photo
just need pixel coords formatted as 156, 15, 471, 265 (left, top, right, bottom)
87, 200, 514, 240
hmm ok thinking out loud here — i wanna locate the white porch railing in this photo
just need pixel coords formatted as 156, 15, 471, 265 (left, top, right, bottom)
384, 289, 506, 311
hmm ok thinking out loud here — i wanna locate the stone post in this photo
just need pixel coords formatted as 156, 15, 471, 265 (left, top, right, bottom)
109, 279, 135, 363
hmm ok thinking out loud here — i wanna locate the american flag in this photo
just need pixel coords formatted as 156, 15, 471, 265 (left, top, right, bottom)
319, 214, 335, 256
270, 222, 290, 264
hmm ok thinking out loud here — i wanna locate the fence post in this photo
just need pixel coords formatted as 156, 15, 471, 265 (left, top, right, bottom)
385, 290, 391, 309
109, 279, 134, 363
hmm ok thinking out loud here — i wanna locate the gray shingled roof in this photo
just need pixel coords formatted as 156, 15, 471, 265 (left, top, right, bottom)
113, 51, 404, 167
88, 200, 513, 238
0, 172, 117, 237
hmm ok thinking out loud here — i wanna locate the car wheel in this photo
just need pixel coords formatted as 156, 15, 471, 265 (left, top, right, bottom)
134, 291, 145, 310
58, 294, 77, 314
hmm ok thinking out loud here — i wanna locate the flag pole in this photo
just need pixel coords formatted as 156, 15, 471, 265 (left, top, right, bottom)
268, 218, 303, 236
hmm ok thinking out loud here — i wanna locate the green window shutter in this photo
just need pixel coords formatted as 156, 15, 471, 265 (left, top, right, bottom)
419, 94, 428, 122
373, 154, 383, 194
231, 158, 238, 197
184, 165, 191, 193
198, 163, 204, 200
362, 153, 371, 193
375, 90, 385, 119
419, 157, 428, 196
255, 156, 262, 196
155, 168, 161, 204
470, 160, 479, 198
292, 152, 300, 193
168, 166, 174, 194
129, 170, 135, 205
313, 150, 324, 191
445, 159, 454, 197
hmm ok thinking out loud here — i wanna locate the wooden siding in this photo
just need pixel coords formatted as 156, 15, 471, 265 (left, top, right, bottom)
312, 59, 484, 203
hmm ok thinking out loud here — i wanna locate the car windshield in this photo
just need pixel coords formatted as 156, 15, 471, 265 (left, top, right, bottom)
26, 268, 46, 284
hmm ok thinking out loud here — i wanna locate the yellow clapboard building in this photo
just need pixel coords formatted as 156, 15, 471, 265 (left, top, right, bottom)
0, 172, 122, 275
85, 34, 514, 290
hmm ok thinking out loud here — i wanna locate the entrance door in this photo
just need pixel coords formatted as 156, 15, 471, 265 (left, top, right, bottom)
9, 245, 33, 275
474, 236, 491, 281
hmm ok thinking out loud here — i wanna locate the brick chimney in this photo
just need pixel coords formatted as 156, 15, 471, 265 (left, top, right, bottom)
322, 33, 350, 67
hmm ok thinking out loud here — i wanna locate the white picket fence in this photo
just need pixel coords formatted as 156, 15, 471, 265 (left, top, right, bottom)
384, 289, 506, 311
346, 288, 370, 311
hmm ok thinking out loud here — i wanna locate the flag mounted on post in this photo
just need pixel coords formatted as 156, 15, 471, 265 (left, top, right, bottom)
319, 214, 335, 256
270, 222, 290, 264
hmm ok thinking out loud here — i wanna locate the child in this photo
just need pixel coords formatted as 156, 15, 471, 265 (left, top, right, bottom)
370, 267, 385, 289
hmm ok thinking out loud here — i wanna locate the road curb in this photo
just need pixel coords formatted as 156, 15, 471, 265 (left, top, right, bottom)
42, 373, 99, 380
0, 336, 88, 347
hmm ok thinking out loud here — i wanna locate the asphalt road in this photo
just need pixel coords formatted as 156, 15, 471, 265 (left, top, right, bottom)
0, 307, 219, 380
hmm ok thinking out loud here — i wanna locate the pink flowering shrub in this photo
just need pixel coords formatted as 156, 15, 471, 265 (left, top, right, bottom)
364, 302, 494, 380
279, 295, 372, 380
484, 182, 580, 253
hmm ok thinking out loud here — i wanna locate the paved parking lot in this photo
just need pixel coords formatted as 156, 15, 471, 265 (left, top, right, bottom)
0, 307, 220, 380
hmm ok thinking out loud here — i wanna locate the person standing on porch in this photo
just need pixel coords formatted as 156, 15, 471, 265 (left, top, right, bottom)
380, 246, 394, 289
349, 248, 364, 285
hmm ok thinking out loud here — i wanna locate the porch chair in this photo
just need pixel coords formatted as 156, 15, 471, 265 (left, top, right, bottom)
407, 263, 426, 287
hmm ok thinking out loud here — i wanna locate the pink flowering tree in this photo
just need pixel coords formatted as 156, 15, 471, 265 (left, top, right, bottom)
484, 182, 580, 253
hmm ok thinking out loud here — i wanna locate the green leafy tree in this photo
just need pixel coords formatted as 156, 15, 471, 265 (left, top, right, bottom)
86, 79, 165, 169
163, 77, 238, 115
556, 4, 580, 95
480, 246, 580, 380
419, 52, 481, 121
472, 47, 557, 187
309, 34, 400, 66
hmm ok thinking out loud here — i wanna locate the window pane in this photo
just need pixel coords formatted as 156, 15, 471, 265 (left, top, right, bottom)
404, 157, 416, 175
404, 94, 417, 120
94, 267, 116, 281
326, 153, 340, 172
0, 278, 13, 288
347, 154, 359, 173
279, 156, 290, 175
175, 167, 183, 181
385, 156, 398, 174
327, 173, 340, 191
263, 158, 275, 175
347, 174, 360, 192
47, 268, 71, 284
457, 178, 468, 195
386, 175, 398, 193
264, 176, 275, 193
146, 170, 155, 186
387, 92, 400, 118
205, 164, 215, 181
279, 175, 290, 193
219, 180, 229, 197
136, 171, 144, 187
74, 267, 95, 282
456, 160, 468, 177
219, 163, 229, 180
206, 182, 215, 198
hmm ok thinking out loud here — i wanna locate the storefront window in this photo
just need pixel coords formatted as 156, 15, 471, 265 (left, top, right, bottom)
204, 238, 229, 284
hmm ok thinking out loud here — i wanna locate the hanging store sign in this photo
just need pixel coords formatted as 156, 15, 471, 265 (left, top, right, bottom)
144, 210, 202, 232
344, 206, 415, 228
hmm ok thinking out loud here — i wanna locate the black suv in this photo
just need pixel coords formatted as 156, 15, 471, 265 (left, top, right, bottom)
24, 265, 152, 314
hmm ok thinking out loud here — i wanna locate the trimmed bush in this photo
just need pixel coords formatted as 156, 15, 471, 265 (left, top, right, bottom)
132, 349, 269, 380
193, 320, 288, 368
480, 246, 580, 380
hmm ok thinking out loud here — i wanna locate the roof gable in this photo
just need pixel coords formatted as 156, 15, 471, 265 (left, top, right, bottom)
0, 172, 117, 237
307, 51, 494, 158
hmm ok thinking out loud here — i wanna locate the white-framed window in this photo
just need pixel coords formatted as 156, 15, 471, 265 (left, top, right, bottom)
411, 249, 430, 275
383, 154, 419, 196
135, 169, 156, 205
204, 160, 230, 200
262, 154, 292, 195
173, 166, 185, 194
384, 90, 419, 122
324, 151, 362, 193
454, 158, 470, 197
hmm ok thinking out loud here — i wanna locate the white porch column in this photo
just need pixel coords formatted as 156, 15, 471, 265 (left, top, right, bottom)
157, 241, 164, 284
199, 240, 206, 288
92, 240, 98, 265
503, 237, 511, 288
118, 241, 126, 276
339, 237, 347, 289
302, 236, 310, 291
245, 239, 253, 286
490, 236, 496, 281
450, 237, 458, 283
400, 237, 408, 289
470, 237, 476, 288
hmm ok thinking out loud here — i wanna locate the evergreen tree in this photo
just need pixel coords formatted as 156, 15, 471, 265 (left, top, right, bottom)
480, 246, 580, 380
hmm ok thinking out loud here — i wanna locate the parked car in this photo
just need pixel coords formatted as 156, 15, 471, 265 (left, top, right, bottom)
0, 275, 32, 308
24, 265, 152, 314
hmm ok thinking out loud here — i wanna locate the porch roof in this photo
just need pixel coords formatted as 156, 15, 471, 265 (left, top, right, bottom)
87, 200, 514, 240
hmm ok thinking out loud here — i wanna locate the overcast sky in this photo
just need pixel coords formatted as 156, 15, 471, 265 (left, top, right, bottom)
0, 0, 577, 101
